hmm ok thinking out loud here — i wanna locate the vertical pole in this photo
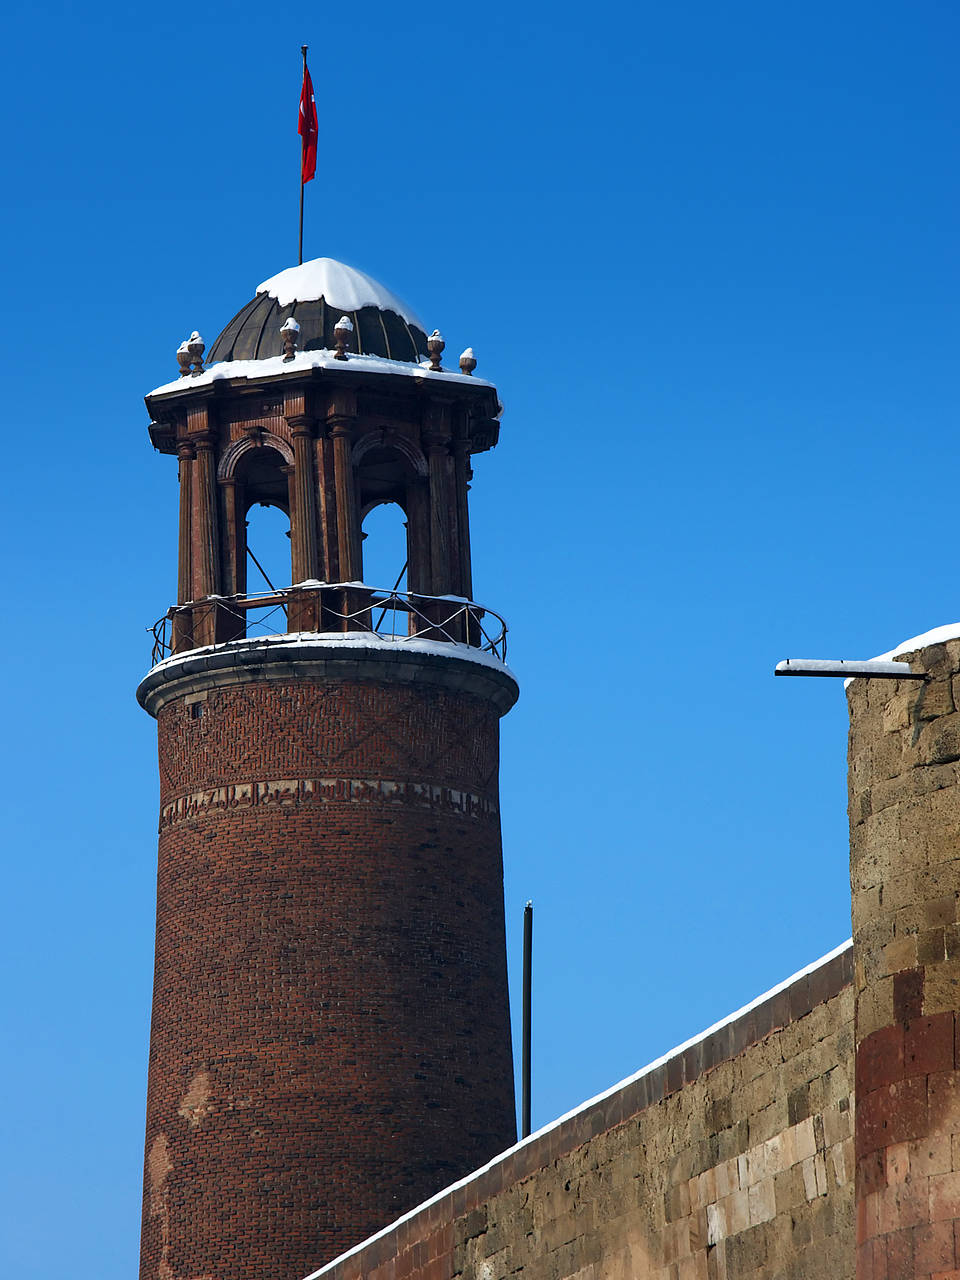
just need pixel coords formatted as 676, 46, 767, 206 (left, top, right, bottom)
298, 45, 307, 265
521, 900, 533, 1140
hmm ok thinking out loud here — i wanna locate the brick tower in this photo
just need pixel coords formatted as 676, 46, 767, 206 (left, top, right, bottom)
848, 634, 960, 1277
136, 258, 518, 1280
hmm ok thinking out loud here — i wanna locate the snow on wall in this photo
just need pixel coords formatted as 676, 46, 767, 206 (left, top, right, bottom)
841, 622, 960, 688
872, 622, 960, 662
256, 257, 426, 328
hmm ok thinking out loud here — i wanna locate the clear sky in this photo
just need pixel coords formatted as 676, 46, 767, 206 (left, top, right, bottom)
2, 3, 958, 1276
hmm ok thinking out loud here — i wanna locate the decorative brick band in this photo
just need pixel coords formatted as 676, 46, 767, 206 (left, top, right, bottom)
159, 776, 498, 829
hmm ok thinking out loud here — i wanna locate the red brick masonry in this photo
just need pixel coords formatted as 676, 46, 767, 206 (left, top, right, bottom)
856, 1011, 960, 1278
139, 670, 517, 1280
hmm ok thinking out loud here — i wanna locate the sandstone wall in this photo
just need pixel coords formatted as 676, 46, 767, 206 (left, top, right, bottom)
306, 945, 854, 1280
848, 635, 960, 1279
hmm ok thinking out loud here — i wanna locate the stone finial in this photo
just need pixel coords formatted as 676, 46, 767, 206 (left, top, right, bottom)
177, 340, 192, 378
187, 331, 205, 376
459, 347, 477, 376
333, 315, 354, 361
280, 317, 300, 363
427, 330, 445, 371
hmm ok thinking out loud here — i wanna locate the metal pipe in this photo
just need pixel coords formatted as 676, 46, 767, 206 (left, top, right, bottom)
521, 900, 533, 1139
775, 657, 925, 680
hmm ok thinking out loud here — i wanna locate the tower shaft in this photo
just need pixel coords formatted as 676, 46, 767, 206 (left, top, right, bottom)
138, 258, 516, 1279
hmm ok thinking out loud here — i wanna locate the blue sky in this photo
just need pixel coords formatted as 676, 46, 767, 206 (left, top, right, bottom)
2, 3, 958, 1276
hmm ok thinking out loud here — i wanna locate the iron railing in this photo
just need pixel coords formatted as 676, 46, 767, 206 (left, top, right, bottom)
149, 582, 508, 666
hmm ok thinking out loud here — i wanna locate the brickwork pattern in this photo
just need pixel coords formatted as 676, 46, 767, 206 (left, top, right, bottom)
848, 638, 960, 1279
310, 949, 854, 1280
140, 674, 516, 1280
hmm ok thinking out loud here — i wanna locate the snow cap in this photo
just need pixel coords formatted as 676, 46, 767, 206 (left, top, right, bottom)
257, 257, 424, 329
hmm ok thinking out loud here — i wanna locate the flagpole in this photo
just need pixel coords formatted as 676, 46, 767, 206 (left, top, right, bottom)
298, 44, 308, 265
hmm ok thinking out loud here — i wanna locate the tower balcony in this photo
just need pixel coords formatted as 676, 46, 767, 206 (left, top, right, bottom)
148, 581, 508, 668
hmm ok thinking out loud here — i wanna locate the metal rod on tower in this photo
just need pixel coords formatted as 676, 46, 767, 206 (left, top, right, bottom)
298, 45, 308, 266
774, 658, 926, 680
521, 900, 533, 1139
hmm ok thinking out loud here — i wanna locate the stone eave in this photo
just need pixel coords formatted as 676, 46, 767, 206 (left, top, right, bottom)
145, 363, 501, 455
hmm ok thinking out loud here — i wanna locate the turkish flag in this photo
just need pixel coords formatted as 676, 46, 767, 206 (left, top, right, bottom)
299, 65, 318, 184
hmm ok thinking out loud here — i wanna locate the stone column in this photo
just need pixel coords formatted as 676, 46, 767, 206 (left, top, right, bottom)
173, 443, 195, 654
176, 443, 194, 604
405, 477, 431, 597
452, 439, 473, 601
314, 428, 337, 582
220, 478, 241, 597
848, 635, 960, 1279
192, 438, 222, 647
330, 420, 359, 582
425, 436, 453, 596
287, 415, 320, 584
193, 438, 221, 598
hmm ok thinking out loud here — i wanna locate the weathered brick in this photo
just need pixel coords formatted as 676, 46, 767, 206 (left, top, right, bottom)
141, 673, 516, 1280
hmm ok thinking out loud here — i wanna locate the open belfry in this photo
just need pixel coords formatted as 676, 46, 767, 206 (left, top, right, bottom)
137, 257, 519, 1280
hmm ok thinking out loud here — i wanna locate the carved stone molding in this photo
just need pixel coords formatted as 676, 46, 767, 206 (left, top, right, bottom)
160, 776, 497, 830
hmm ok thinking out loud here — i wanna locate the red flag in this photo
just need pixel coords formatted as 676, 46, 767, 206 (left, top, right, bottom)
299, 64, 318, 185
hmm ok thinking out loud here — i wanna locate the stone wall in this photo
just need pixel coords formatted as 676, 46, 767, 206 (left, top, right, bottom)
306, 945, 855, 1280
848, 634, 960, 1279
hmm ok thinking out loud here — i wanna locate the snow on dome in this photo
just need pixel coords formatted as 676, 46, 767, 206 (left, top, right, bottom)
257, 257, 425, 329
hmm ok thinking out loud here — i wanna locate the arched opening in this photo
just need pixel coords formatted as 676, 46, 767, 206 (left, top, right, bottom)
244, 502, 291, 593
232, 446, 291, 592
232, 445, 291, 639
361, 500, 408, 592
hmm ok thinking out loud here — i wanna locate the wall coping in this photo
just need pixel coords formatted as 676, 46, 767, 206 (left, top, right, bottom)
302, 938, 854, 1280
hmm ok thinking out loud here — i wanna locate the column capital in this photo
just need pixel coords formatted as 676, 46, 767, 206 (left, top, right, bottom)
176, 441, 197, 461
328, 416, 355, 439
286, 414, 316, 438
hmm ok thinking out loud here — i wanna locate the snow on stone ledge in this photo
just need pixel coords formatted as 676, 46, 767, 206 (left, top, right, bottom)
256, 257, 425, 329
843, 622, 960, 688
144, 629, 516, 683
872, 622, 960, 662
147, 348, 493, 398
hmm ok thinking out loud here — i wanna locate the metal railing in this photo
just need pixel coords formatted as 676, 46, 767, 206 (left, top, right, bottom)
149, 582, 508, 666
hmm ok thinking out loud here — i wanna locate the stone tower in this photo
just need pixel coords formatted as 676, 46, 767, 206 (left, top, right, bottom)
136, 258, 518, 1280
848, 631, 960, 1277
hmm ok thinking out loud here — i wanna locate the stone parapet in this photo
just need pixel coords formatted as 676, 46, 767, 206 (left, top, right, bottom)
305, 944, 854, 1280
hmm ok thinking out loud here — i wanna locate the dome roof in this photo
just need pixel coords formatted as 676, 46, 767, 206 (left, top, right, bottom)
208, 257, 429, 365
